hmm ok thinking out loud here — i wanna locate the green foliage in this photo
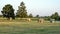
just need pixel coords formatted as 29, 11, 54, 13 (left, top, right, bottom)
28, 13, 33, 18
1, 4, 15, 19
51, 12, 59, 20
35, 15, 39, 18
16, 2, 28, 18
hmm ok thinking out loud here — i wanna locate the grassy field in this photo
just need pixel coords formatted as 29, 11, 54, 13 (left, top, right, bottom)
0, 20, 60, 34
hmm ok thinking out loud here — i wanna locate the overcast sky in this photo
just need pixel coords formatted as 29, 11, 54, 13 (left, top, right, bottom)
0, 0, 60, 16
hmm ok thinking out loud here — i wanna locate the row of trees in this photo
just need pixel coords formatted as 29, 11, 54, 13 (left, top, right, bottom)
1, 1, 60, 20
51, 12, 60, 20
1, 2, 34, 20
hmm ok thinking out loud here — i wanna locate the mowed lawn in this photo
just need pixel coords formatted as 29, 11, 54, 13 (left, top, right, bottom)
0, 20, 60, 34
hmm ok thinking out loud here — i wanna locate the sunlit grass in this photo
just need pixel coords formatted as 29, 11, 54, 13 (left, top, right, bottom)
0, 20, 60, 34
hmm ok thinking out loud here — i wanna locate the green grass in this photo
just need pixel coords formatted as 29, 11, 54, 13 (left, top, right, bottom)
0, 21, 60, 34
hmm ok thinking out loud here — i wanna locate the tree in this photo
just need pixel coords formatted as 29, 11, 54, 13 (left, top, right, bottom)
29, 13, 33, 18
51, 12, 59, 20
36, 15, 39, 18
16, 1, 28, 18
1, 4, 15, 20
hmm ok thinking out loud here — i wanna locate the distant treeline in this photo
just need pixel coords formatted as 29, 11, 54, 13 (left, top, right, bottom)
0, 1, 60, 21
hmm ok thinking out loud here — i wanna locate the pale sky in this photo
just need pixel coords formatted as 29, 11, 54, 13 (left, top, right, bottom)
0, 0, 60, 16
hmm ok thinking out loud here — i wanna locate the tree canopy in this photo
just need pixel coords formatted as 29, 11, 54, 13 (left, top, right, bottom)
1, 4, 15, 19
16, 2, 28, 18
29, 13, 33, 18
35, 15, 39, 18
51, 12, 59, 20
